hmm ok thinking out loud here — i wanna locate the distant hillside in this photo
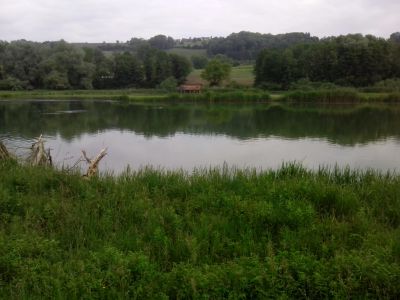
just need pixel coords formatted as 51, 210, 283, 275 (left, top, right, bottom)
166, 48, 207, 59
71, 31, 320, 62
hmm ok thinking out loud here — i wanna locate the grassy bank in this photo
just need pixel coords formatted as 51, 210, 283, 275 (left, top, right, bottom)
0, 160, 399, 298
1, 88, 400, 103
0, 89, 271, 102
284, 88, 400, 103
0, 89, 166, 101
167, 90, 271, 102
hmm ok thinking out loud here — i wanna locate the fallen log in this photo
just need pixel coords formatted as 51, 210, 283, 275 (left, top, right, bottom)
82, 148, 107, 178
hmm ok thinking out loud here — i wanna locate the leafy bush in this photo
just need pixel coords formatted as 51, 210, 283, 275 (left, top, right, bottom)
289, 78, 340, 91
0, 77, 28, 90
159, 77, 178, 92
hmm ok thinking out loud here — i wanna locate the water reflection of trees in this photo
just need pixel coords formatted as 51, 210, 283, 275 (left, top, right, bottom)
1, 101, 400, 145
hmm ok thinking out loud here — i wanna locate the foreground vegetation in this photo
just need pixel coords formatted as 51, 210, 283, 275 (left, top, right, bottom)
0, 160, 399, 298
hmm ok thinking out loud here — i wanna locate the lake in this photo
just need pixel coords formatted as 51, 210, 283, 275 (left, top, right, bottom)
1, 100, 400, 173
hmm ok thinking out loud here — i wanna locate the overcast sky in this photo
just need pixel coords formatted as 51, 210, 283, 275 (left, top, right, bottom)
0, 0, 399, 42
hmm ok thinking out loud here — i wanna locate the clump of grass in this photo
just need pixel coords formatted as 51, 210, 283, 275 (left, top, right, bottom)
168, 90, 271, 102
284, 88, 361, 103
0, 160, 399, 298
383, 92, 400, 102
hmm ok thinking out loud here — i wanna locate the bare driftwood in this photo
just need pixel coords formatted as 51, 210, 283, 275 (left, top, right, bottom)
0, 142, 10, 160
82, 148, 107, 178
29, 135, 53, 166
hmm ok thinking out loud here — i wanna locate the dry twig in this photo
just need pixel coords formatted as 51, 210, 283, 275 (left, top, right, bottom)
81, 148, 107, 178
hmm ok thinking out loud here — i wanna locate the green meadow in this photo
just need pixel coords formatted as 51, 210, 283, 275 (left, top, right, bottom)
186, 65, 255, 87
0, 159, 399, 299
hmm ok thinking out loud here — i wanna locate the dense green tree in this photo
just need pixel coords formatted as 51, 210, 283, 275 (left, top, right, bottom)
0, 40, 45, 89
39, 41, 95, 89
43, 70, 70, 89
191, 55, 208, 69
169, 53, 192, 84
138, 46, 173, 87
201, 59, 232, 86
208, 31, 318, 60
159, 76, 178, 92
255, 34, 400, 89
88, 49, 114, 89
148, 35, 175, 50
127, 37, 149, 50
113, 52, 143, 87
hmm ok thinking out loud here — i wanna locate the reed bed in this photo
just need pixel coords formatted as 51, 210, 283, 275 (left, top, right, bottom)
284, 88, 400, 103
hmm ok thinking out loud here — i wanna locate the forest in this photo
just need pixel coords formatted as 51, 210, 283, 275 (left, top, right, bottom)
254, 34, 400, 89
0, 40, 192, 90
0, 32, 399, 91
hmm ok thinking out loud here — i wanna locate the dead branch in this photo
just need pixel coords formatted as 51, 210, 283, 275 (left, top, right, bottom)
81, 150, 92, 164
28, 134, 53, 166
82, 148, 107, 178
0, 141, 10, 160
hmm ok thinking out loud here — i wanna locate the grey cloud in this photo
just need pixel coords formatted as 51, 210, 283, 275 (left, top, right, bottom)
0, 0, 398, 42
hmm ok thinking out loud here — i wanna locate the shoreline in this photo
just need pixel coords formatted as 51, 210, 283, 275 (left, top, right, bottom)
0, 89, 399, 103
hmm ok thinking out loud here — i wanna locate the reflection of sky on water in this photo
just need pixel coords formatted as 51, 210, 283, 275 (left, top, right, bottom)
2, 100, 400, 174
43, 131, 400, 174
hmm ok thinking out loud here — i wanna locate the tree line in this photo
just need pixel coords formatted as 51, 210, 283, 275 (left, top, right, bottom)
0, 40, 191, 90
254, 34, 400, 89
75, 31, 400, 66
96, 32, 321, 62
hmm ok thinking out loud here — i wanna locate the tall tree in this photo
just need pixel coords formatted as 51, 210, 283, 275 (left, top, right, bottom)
201, 59, 231, 86
169, 53, 192, 84
148, 35, 175, 50
113, 52, 143, 87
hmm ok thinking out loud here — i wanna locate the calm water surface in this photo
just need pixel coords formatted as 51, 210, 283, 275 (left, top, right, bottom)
1, 100, 400, 173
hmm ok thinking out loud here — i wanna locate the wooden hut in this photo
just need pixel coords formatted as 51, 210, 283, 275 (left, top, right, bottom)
178, 84, 202, 93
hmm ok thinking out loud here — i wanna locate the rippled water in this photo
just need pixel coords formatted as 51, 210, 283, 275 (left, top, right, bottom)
1, 99, 400, 173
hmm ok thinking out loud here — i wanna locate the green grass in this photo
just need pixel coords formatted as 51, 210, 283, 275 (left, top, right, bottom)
1, 88, 399, 104
167, 90, 271, 102
0, 89, 165, 101
0, 89, 270, 102
187, 65, 255, 87
1, 159, 400, 298
230, 65, 255, 86
284, 89, 400, 103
